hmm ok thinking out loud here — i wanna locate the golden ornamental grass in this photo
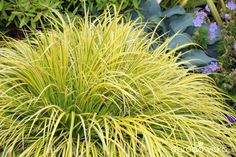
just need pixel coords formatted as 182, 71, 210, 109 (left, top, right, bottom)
0, 12, 235, 156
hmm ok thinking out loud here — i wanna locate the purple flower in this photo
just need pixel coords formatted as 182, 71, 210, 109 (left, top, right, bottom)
223, 13, 231, 20
205, 5, 210, 12
197, 11, 207, 20
234, 42, 236, 51
193, 11, 207, 27
209, 22, 218, 40
209, 22, 218, 31
208, 61, 219, 71
226, 0, 236, 10
193, 18, 203, 27
209, 32, 216, 40
201, 68, 212, 74
200, 61, 219, 74
226, 115, 236, 123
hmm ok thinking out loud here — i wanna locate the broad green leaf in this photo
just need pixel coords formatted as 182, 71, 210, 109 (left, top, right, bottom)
33, 14, 41, 22
25, 13, 35, 17
184, 26, 195, 35
181, 49, 216, 66
148, 15, 162, 24
169, 13, 194, 33
168, 33, 194, 49
0, 0, 4, 11
31, 19, 36, 29
139, 0, 162, 21
8, 14, 16, 22
24, 16, 29, 25
133, 0, 141, 9
19, 16, 26, 28
161, 6, 185, 17
206, 43, 219, 58
12, 11, 23, 15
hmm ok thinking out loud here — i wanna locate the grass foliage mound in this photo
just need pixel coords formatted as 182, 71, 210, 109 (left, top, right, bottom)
0, 13, 236, 156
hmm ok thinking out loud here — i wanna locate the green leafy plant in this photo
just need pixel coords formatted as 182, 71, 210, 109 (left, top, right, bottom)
129, 0, 217, 67
190, 0, 236, 109
0, 12, 236, 156
0, 0, 63, 29
193, 27, 209, 49
161, 0, 224, 25
214, 11, 236, 108
62, 0, 142, 17
0, 0, 142, 38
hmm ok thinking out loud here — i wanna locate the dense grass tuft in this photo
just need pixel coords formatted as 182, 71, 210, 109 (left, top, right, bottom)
0, 13, 236, 156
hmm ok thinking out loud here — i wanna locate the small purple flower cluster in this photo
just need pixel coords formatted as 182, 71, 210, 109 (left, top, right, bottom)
192, 9, 218, 41
226, 0, 236, 10
200, 61, 219, 74
205, 5, 210, 12
226, 115, 236, 123
209, 22, 218, 40
223, 1, 235, 19
223, 13, 231, 20
193, 11, 207, 27
226, 1, 236, 52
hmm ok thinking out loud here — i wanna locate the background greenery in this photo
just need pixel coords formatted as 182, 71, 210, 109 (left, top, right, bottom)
0, 0, 142, 37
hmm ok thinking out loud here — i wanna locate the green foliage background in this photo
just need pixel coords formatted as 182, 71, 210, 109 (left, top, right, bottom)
0, 0, 141, 32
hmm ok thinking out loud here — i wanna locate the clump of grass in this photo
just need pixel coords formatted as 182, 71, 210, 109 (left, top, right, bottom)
0, 12, 236, 156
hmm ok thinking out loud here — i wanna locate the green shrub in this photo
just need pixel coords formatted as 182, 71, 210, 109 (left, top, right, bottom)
63, 0, 141, 14
0, 0, 63, 29
214, 13, 236, 108
0, 12, 236, 156
0, 0, 141, 34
